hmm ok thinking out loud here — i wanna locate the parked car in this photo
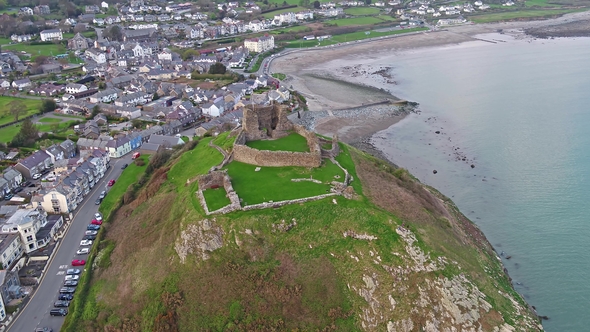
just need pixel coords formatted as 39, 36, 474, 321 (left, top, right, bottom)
71, 259, 86, 266
108, 179, 116, 186
35, 327, 53, 332
87, 224, 100, 230
58, 294, 73, 301
54, 300, 70, 307
64, 275, 79, 281
91, 219, 102, 225
95, 212, 103, 221
32, 173, 42, 180
76, 248, 90, 255
121, 163, 128, 169
80, 240, 93, 246
83, 235, 96, 240
99, 191, 106, 199
84, 230, 97, 235
4, 193, 13, 200
49, 308, 68, 316
59, 287, 76, 293
66, 269, 80, 275
95, 198, 102, 205
63, 280, 78, 287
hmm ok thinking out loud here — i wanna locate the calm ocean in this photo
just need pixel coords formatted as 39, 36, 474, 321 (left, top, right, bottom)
371, 35, 590, 331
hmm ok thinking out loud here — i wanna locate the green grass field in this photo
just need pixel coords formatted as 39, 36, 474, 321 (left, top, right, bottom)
0, 97, 42, 125
36, 120, 77, 132
3, 43, 67, 59
168, 137, 224, 189
246, 133, 309, 152
202, 187, 231, 211
63, 31, 97, 39
99, 155, 149, 219
271, 25, 312, 34
272, 73, 287, 80
225, 159, 344, 205
285, 27, 428, 48
344, 7, 381, 15
0, 125, 20, 143
0, 37, 11, 45
328, 16, 384, 26
469, 8, 579, 22
525, 0, 561, 7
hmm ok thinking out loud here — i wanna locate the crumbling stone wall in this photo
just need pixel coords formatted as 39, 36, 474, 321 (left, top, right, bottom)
242, 103, 293, 141
319, 135, 340, 158
233, 144, 321, 167
196, 170, 241, 214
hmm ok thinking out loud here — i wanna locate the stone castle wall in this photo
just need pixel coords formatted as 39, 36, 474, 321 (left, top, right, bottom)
242, 103, 293, 141
233, 144, 321, 167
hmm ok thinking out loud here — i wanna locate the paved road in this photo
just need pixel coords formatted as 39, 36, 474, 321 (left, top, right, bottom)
8, 155, 131, 332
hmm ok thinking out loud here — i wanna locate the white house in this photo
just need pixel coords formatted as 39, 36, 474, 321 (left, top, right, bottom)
40, 29, 63, 42
157, 49, 172, 61
65, 83, 88, 94
85, 48, 107, 64
89, 88, 119, 103
11, 78, 32, 90
0, 79, 10, 89
106, 136, 132, 158
244, 34, 274, 53
0, 233, 23, 272
1, 208, 49, 253
101, 1, 109, 8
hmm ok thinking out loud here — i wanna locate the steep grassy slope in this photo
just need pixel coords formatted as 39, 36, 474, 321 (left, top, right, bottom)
66, 137, 543, 332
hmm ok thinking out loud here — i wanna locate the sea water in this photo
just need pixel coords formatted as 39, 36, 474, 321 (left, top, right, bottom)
371, 35, 590, 331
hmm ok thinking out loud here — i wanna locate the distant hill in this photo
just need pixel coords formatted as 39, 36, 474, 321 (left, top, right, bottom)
62, 131, 543, 332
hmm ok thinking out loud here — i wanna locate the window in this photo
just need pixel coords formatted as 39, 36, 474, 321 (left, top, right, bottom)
26, 235, 33, 242
52, 194, 57, 199
53, 207, 60, 213
28, 243, 35, 250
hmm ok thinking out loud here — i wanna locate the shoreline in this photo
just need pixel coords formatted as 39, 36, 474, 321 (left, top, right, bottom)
271, 11, 590, 144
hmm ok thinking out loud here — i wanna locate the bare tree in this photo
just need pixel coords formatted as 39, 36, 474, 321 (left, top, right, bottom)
7, 100, 28, 122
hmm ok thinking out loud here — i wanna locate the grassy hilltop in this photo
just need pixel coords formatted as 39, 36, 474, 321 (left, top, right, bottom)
63, 131, 543, 332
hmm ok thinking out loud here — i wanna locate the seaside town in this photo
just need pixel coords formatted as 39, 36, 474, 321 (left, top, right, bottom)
0, 0, 582, 328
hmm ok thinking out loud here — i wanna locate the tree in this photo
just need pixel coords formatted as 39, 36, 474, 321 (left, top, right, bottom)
313, 0, 321, 8
131, 118, 143, 129
11, 118, 39, 147
7, 100, 27, 121
152, 92, 160, 101
35, 55, 49, 65
208, 62, 227, 75
98, 82, 106, 90
365, 0, 371, 4
103, 25, 123, 41
40, 99, 57, 114
92, 105, 101, 117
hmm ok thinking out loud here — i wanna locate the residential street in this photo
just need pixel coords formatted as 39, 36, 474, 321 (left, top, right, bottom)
7, 155, 131, 332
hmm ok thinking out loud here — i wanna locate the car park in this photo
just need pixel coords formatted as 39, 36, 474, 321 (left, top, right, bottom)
83, 235, 96, 240
91, 219, 102, 225
80, 240, 93, 246
71, 259, 86, 266
66, 269, 81, 275
59, 287, 76, 293
77, 248, 90, 255
95, 198, 102, 205
64, 275, 79, 281
50, 308, 68, 316
99, 191, 106, 199
63, 280, 78, 287
58, 294, 73, 301
108, 179, 116, 186
87, 224, 100, 230
95, 212, 103, 221
54, 300, 70, 307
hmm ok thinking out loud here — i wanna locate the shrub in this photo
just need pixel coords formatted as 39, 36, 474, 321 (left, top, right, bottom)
134, 158, 145, 166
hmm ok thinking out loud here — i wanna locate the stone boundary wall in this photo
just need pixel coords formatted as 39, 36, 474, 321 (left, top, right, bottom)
241, 193, 338, 211
196, 171, 241, 215
233, 145, 321, 167
319, 135, 340, 158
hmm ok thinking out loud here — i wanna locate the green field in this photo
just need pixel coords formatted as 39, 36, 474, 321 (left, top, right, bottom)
285, 27, 428, 48
202, 187, 231, 211
468, 8, 580, 23
3, 43, 67, 59
272, 73, 287, 80
376, 14, 398, 21
344, 7, 381, 15
246, 133, 309, 152
168, 137, 224, 189
328, 16, 385, 26
262, 6, 307, 18
525, 0, 560, 7
0, 37, 10, 45
271, 25, 312, 34
36, 120, 77, 132
0, 125, 20, 143
0, 97, 42, 125
226, 159, 344, 205
99, 155, 149, 219
63, 31, 97, 39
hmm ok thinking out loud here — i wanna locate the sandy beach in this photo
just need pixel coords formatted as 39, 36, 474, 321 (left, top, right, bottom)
272, 11, 590, 143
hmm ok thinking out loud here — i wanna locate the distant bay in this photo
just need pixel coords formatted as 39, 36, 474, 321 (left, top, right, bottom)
372, 35, 590, 331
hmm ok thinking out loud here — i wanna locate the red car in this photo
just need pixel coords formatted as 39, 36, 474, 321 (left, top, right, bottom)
91, 219, 102, 225
108, 179, 115, 186
71, 259, 86, 266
